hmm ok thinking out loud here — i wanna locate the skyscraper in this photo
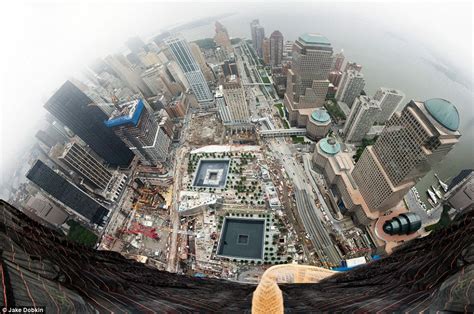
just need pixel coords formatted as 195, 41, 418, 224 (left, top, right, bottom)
343, 96, 381, 143
335, 70, 365, 107
105, 99, 171, 165
189, 42, 214, 82
222, 60, 239, 78
352, 99, 461, 211
262, 38, 270, 65
26, 160, 109, 225
104, 54, 153, 97
250, 20, 265, 58
44, 81, 134, 166
57, 141, 113, 191
373, 87, 405, 124
328, 71, 343, 87
344, 61, 362, 72
214, 21, 233, 53
331, 50, 345, 71
165, 35, 213, 104
141, 65, 174, 99
284, 33, 333, 124
269, 30, 284, 67
222, 75, 250, 124
216, 86, 232, 125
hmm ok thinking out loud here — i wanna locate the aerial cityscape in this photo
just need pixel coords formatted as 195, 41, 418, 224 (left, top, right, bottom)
0, 2, 472, 312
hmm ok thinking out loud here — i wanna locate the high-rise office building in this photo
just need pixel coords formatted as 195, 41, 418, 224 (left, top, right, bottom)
141, 65, 173, 99
344, 61, 362, 72
343, 96, 381, 143
189, 42, 214, 82
57, 141, 113, 191
250, 20, 265, 58
44, 81, 134, 166
214, 21, 233, 53
283, 40, 294, 60
165, 35, 213, 104
216, 86, 232, 125
165, 94, 187, 119
335, 70, 365, 108
105, 99, 171, 165
35, 120, 70, 149
222, 75, 250, 124
328, 71, 343, 87
269, 30, 284, 67
104, 54, 153, 97
250, 20, 259, 54
373, 87, 405, 124
165, 60, 189, 91
331, 50, 345, 71
137, 51, 161, 67
284, 33, 333, 124
255, 25, 265, 58
222, 60, 239, 78
352, 99, 461, 211
26, 160, 109, 225
262, 38, 270, 65
125, 36, 146, 54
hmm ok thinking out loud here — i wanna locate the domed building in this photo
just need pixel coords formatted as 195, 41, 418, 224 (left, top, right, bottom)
306, 108, 332, 140
313, 136, 374, 220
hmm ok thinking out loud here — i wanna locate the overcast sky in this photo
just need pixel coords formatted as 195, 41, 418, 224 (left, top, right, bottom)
0, 1, 472, 185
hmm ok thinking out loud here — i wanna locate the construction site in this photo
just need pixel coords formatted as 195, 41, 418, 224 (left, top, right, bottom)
99, 175, 175, 270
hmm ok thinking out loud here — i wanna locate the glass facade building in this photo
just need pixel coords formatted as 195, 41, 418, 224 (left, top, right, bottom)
44, 81, 134, 166
26, 160, 109, 225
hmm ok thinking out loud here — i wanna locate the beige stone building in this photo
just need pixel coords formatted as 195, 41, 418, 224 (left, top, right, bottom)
352, 99, 461, 212
284, 33, 333, 126
214, 21, 233, 53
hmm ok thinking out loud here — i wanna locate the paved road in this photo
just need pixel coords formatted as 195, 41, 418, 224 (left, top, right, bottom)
294, 188, 341, 265
302, 154, 344, 226
266, 139, 342, 266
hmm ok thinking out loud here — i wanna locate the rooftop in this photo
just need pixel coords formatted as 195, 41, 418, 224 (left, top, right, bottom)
424, 98, 460, 131
311, 108, 331, 123
319, 137, 341, 155
105, 99, 144, 128
298, 33, 331, 46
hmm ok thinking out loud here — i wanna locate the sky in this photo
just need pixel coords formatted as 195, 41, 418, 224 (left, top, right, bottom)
0, 0, 472, 186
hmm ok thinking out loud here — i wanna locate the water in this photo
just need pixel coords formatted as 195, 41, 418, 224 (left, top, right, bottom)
179, 10, 473, 207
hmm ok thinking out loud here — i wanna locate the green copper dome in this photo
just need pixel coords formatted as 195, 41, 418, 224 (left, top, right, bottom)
311, 109, 331, 123
319, 137, 340, 155
424, 98, 460, 131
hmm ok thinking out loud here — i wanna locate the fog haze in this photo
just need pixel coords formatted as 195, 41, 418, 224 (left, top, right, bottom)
0, 1, 472, 187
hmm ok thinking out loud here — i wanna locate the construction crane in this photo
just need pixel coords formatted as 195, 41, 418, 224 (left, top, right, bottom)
123, 222, 159, 239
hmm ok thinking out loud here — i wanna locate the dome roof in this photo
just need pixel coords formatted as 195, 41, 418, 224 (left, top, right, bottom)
319, 137, 340, 155
424, 98, 460, 131
311, 109, 331, 123
299, 33, 331, 46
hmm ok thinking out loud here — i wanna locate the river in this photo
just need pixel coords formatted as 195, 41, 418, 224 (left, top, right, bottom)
178, 9, 473, 208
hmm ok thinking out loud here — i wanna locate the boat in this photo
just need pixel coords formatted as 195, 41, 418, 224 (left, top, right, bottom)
431, 185, 443, 199
434, 174, 449, 192
427, 198, 436, 208
427, 188, 438, 204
